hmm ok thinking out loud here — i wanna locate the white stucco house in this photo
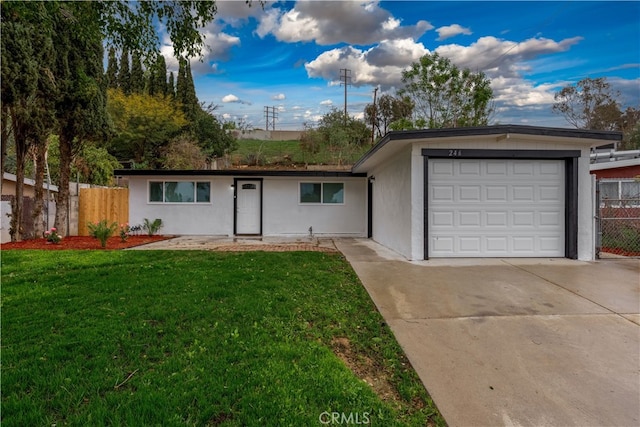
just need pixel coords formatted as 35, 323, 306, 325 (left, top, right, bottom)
115, 125, 621, 261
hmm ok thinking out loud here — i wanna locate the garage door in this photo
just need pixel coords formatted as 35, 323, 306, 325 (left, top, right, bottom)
428, 159, 565, 257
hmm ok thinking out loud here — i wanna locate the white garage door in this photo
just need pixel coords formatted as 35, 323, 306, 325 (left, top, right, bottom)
428, 159, 565, 257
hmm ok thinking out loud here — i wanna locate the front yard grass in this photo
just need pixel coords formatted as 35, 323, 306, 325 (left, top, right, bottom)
2, 250, 444, 426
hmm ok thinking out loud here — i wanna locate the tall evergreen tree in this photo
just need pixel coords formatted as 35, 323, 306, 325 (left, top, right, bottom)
53, 2, 112, 236
130, 51, 144, 94
176, 59, 199, 121
176, 59, 187, 105
117, 47, 131, 94
1, 4, 57, 240
151, 54, 167, 97
106, 46, 118, 89
167, 71, 175, 99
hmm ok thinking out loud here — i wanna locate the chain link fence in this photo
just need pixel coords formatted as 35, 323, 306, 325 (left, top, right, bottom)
596, 178, 640, 258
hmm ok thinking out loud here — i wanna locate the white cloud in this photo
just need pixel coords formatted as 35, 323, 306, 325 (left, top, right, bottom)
429, 35, 585, 112
272, 93, 286, 100
320, 99, 333, 106
435, 36, 583, 78
160, 21, 240, 75
436, 24, 472, 41
305, 40, 428, 89
256, 0, 432, 45
222, 94, 240, 103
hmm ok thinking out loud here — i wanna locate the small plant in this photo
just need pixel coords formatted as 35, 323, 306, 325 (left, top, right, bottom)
142, 218, 163, 236
88, 220, 118, 248
119, 223, 131, 242
44, 227, 62, 244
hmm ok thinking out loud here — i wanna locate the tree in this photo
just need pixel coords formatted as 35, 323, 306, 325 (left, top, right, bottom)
176, 59, 199, 121
167, 71, 176, 99
149, 54, 168, 97
364, 94, 414, 138
1, 4, 57, 240
399, 52, 494, 129
191, 106, 238, 164
106, 46, 118, 89
73, 144, 121, 186
552, 77, 621, 130
53, 2, 113, 236
3, 0, 224, 237
162, 134, 206, 169
117, 47, 131, 94
107, 89, 187, 168
620, 107, 640, 150
552, 77, 640, 149
300, 109, 370, 165
130, 51, 144, 94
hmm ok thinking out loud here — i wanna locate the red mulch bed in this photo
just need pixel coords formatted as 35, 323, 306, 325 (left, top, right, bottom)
601, 247, 640, 257
1, 235, 172, 250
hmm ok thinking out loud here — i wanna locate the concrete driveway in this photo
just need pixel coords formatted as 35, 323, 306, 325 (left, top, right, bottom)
334, 239, 640, 427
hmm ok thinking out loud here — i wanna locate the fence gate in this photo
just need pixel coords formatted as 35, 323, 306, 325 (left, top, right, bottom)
78, 188, 129, 236
596, 178, 640, 257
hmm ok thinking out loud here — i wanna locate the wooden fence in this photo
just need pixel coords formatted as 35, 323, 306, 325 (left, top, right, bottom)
78, 188, 129, 236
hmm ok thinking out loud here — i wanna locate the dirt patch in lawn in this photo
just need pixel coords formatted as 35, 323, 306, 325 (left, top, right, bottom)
331, 336, 404, 405
1, 235, 172, 250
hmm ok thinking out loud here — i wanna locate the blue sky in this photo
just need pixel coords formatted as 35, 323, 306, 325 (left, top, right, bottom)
160, 1, 640, 130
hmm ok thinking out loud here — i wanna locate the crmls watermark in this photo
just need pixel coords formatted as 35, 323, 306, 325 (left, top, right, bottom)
319, 411, 371, 425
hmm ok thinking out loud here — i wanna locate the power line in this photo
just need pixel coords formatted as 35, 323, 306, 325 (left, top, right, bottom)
264, 106, 277, 131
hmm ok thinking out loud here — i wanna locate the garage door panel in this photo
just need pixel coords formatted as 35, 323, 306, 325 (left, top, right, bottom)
486, 186, 508, 201
459, 161, 481, 175
428, 158, 565, 257
432, 185, 454, 201
512, 186, 535, 201
459, 186, 481, 201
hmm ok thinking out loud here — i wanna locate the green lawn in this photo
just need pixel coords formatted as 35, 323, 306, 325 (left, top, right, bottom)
2, 250, 444, 426
231, 139, 370, 167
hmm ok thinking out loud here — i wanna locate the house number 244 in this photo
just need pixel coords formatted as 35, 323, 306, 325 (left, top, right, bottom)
448, 149, 463, 157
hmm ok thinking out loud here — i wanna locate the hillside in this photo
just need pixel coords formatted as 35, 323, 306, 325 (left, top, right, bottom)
229, 139, 371, 169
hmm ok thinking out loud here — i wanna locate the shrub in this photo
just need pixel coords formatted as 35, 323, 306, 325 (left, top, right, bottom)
88, 220, 118, 248
44, 227, 62, 244
119, 223, 130, 242
142, 218, 163, 236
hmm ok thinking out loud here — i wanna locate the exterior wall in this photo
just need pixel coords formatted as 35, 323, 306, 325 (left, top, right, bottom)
369, 148, 413, 259
127, 175, 366, 237
262, 177, 366, 236
128, 176, 234, 235
590, 164, 640, 179
410, 138, 597, 260
233, 130, 303, 141
577, 149, 596, 260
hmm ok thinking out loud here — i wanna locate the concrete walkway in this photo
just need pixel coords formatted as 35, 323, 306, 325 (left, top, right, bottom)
126, 235, 338, 252
334, 238, 640, 427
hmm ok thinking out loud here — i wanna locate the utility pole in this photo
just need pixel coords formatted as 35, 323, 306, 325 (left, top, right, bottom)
264, 106, 277, 131
340, 68, 351, 126
371, 86, 378, 145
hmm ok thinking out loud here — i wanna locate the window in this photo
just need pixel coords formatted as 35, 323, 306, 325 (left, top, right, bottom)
149, 181, 211, 203
300, 182, 344, 204
599, 179, 640, 207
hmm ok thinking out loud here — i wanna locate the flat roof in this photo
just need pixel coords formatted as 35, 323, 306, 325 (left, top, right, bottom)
114, 169, 366, 178
353, 125, 623, 173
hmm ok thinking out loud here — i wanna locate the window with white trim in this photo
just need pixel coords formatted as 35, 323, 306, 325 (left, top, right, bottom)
149, 181, 211, 203
599, 179, 640, 207
299, 182, 344, 204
